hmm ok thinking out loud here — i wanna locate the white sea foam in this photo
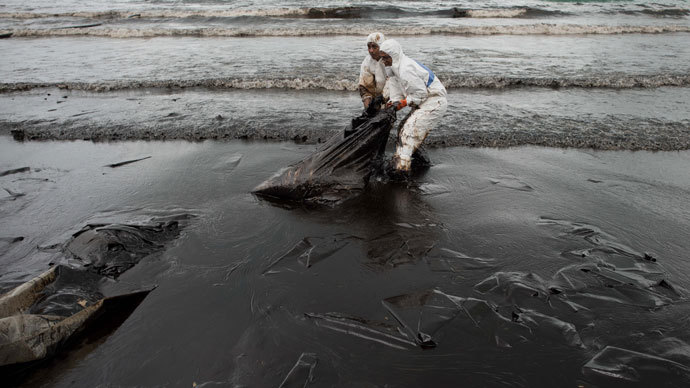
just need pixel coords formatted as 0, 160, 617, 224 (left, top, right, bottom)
3, 23, 690, 39
2, 74, 688, 93
465, 9, 528, 18
0, 7, 529, 20
0, 78, 360, 93
0, 8, 309, 19
441, 74, 690, 89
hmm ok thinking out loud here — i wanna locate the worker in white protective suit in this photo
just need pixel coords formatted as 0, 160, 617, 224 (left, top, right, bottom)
379, 39, 447, 172
358, 32, 389, 109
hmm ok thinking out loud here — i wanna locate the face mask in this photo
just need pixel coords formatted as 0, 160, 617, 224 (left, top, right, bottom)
385, 67, 394, 77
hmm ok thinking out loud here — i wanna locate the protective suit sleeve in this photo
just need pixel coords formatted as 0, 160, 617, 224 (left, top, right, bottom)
386, 76, 405, 103
402, 62, 430, 106
358, 57, 377, 103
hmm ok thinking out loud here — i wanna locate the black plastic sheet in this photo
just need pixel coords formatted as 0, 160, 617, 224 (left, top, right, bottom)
253, 106, 396, 205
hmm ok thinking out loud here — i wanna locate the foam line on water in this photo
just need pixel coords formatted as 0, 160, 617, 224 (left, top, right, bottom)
0, 8, 311, 19
0, 7, 552, 20
2, 24, 690, 39
464, 9, 528, 18
2, 74, 689, 93
1, 6, 686, 20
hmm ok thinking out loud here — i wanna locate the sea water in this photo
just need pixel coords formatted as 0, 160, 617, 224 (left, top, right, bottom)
1, 1, 690, 386
0, 0, 688, 148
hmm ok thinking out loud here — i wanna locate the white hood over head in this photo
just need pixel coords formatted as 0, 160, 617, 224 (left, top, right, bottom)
366, 32, 386, 46
379, 39, 403, 76
379, 39, 446, 106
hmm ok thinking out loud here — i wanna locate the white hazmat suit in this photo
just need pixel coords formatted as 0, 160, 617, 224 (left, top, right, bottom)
379, 39, 447, 172
358, 32, 388, 107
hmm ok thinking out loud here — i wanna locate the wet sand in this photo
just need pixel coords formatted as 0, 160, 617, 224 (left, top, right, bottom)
1, 137, 689, 387
1, 88, 689, 150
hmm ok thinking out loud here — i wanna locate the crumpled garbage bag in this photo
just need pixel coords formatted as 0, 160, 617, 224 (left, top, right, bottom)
253, 104, 396, 205
65, 221, 181, 278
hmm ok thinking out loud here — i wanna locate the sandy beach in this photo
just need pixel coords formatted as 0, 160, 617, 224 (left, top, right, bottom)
2, 138, 690, 386
2, 0, 690, 386
2, 87, 689, 150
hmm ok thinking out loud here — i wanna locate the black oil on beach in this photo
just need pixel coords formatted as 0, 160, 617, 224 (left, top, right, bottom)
1, 139, 689, 387
1, 0, 690, 386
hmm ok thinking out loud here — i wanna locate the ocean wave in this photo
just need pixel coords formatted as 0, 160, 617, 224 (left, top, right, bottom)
0, 7, 369, 20
453, 8, 528, 18
0, 78, 359, 93
621, 8, 690, 18
1, 6, 686, 22
0, 5, 647, 21
2, 74, 688, 93
2, 23, 689, 38
442, 74, 690, 89
0, 8, 309, 20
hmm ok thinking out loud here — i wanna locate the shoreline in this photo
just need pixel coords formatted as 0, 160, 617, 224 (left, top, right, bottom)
2, 111, 690, 388
1, 87, 688, 151
4, 123, 690, 152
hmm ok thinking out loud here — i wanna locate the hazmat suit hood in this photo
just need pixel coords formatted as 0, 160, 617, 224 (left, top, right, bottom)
379, 39, 403, 77
366, 32, 385, 46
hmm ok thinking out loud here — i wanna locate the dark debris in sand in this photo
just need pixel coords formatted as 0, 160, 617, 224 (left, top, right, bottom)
2, 107, 690, 151
426, 128, 690, 151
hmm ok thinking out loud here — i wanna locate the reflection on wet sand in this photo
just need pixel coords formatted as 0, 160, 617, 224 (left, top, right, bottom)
232, 182, 446, 385
246, 179, 690, 386
2, 139, 689, 387
262, 180, 443, 273
348, 182, 442, 270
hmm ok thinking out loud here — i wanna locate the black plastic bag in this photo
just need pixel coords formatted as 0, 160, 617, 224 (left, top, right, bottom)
253, 105, 396, 205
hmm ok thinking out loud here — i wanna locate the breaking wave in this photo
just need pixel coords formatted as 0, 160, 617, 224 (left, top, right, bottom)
0, 78, 359, 93
452, 8, 553, 18
0, 5, 686, 22
442, 74, 690, 89
467, 9, 528, 18
2, 24, 689, 38
0, 8, 310, 19
2, 74, 689, 93
0, 6, 562, 20
624, 8, 690, 18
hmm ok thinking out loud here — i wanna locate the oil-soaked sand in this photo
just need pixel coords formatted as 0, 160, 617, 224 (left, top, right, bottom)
1, 88, 689, 150
1, 137, 689, 387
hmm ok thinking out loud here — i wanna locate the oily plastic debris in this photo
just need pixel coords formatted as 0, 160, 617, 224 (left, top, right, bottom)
253, 104, 396, 205
0, 266, 153, 368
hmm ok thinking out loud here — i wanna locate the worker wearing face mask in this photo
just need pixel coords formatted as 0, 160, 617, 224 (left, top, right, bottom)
358, 32, 388, 109
379, 39, 447, 172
